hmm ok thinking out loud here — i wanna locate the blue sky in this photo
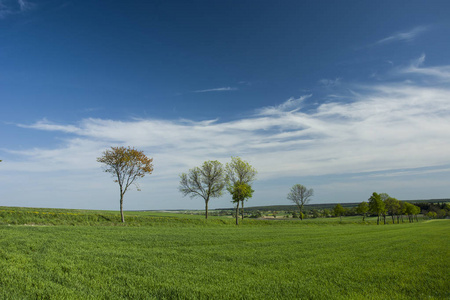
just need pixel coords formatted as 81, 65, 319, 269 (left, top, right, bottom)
1, 0, 450, 210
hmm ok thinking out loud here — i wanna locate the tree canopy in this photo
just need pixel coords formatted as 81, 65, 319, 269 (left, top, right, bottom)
97, 146, 153, 223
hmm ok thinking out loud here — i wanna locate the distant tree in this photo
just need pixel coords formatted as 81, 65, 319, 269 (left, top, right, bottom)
287, 184, 314, 220
404, 202, 420, 223
228, 182, 254, 225
333, 204, 345, 221
322, 209, 331, 218
225, 157, 257, 221
369, 192, 385, 225
179, 160, 225, 219
356, 202, 369, 221
384, 196, 400, 224
97, 146, 153, 223
426, 211, 437, 219
311, 209, 320, 218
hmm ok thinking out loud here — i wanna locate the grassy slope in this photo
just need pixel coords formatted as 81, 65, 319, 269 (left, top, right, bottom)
0, 214, 448, 299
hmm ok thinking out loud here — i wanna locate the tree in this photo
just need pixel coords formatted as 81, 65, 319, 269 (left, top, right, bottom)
97, 146, 153, 223
384, 196, 400, 224
179, 160, 225, 219
368, 192, 385, 225
333, 204, 345, 221
225, 157, 257, 221
287, 184, 313, 220
228, 182, 254, 225
356, 201, 369, 221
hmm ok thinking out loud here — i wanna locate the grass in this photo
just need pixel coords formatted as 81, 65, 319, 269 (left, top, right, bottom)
0, 207, 448, 299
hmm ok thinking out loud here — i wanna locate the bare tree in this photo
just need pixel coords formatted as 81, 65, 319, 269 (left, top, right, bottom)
97, 146, 153, 223
287, 184, 314, 220
179, 160, 225, 219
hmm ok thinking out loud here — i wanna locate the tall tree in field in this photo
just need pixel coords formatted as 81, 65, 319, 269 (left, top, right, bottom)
228, 182, 254, 225
97, 146, 153, 223
333, 204, 345, 221
179, 160, 225, 219
356, 201, 369, 221
287, 184, 314, 220
225, 157, 257, 221
368, 192, 385, 225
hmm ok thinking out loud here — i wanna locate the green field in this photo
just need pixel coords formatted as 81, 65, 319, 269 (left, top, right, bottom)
0, 208, 448, 299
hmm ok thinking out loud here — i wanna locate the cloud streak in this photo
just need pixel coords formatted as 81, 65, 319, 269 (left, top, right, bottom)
373, 25, 430, 46
193, 87, 237, 93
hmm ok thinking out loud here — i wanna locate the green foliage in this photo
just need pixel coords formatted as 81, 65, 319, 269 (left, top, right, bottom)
333, 204, 345, 221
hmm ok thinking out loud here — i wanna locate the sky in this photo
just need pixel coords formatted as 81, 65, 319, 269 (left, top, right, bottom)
1, 0, 450, 210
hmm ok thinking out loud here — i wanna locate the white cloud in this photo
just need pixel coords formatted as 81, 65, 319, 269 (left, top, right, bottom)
193, 87, 237, 93
257, 95, 312, 115
2, 56, 450, 209
399, 54, 450, 82
374, 25, 429, 45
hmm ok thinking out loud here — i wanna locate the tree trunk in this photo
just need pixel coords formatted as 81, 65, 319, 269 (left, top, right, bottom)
299, 204, 304, 220
235, 202, 239, 225
362, 215, 365, 222
391, 215, 395, 224
241, 200, 244, 220
383, 215, 386, 225
120, 193, 125, 223
205, 199, 208, 219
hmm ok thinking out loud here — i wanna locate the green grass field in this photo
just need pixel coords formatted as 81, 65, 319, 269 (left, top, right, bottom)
0, 208, 448, 299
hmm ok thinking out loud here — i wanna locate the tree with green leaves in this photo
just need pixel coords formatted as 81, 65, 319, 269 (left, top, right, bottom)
369, 192, 385, 225
225, 157, 257, 221
228, 182, 254, 225
97, 146, 153, 223
287, 184, 314, 220
384, 196, 400, 224
333, 204, 345, 221
356, 201, 369, 221
179, 160, 225, 219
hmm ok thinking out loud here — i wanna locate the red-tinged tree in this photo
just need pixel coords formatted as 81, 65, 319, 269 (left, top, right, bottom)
97, 146, 153, 223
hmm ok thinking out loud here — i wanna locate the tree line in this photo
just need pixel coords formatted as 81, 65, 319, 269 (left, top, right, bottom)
96, 146, 447, 224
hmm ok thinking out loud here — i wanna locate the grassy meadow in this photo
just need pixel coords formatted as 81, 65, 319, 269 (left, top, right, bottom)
0, 207, 448, 299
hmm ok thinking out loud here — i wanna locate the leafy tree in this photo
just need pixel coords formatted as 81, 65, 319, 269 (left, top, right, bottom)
426, 211, 437, 219
404, 202, 420, 223
225, 157, 257, 221
369, 192, 385, 225
356, 201, 369, 221
97, 146, 153, 223
287, 184, 314, 220
384, 196, 400, 224
228, 182, 254, 225
179, 160, 225, 219
333, 204, 345, 221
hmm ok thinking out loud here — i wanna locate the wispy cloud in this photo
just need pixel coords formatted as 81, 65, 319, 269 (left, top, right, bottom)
318, 78, 341, 88
398, 54, 450, 82
3, 56, 450, 208
373, 25, 430, 46
257, 95, 312, 116
193, 87, 237, 93
0, 0, 33, 18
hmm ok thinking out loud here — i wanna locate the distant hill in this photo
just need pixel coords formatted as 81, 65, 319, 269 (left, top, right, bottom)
215, 198, 450, 211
